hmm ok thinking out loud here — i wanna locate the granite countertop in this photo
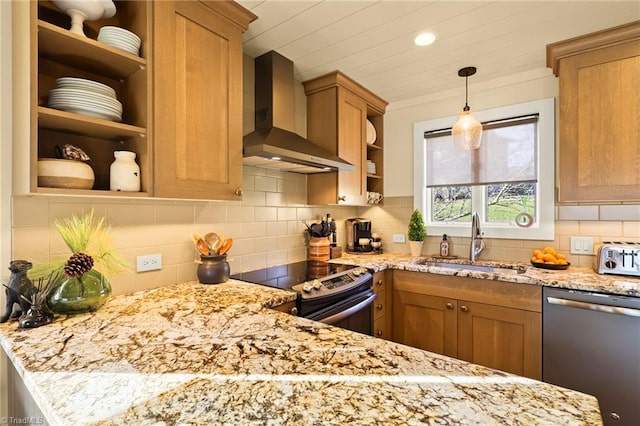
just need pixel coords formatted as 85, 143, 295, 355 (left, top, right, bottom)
335, 253, 640, 297
0, 279, 602, 425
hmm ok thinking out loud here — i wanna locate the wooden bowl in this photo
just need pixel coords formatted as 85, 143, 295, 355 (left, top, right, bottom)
38, 159, 95, 189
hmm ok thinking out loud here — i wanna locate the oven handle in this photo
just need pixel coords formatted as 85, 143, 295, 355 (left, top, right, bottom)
317, 293, 377, 325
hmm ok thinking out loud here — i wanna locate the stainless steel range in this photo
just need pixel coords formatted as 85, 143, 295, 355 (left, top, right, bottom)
231, 261, 375, 335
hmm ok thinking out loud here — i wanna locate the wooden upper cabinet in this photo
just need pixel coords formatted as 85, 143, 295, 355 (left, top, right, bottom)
303, 71, 387, 206
547, 21, 640, 203
153, 1, 256, 200
14, 1, 152, 197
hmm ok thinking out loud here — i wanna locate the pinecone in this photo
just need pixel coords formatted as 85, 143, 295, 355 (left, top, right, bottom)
63, 253, 94, 278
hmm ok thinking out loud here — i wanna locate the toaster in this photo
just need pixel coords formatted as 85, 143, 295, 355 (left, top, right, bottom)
595, 242, 640, 277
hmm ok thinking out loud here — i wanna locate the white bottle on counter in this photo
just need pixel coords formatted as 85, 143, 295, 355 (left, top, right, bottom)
110, 151, 140, 192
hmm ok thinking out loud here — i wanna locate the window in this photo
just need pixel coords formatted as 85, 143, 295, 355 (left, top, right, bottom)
413, 98, 555, 240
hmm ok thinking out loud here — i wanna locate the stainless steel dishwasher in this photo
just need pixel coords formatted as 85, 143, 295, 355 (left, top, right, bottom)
543, 287, 640, 425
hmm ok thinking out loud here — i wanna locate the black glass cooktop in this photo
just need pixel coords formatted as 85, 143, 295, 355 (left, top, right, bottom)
231, 261, 356, 290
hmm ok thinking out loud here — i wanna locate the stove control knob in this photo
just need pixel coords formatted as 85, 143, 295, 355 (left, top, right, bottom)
302, 283, 314, 293
353, 267, 367, 276
353, 267, 367, 277
312, 279, 323, 290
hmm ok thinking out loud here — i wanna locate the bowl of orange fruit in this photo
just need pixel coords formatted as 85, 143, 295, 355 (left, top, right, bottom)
531, 247, 570, 270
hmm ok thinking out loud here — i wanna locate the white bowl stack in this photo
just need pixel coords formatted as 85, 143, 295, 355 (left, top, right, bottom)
98, 26, 141, 56
48, 77, 122, 122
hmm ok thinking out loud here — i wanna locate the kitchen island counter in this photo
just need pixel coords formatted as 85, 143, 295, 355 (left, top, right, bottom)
1, 280, 601, 425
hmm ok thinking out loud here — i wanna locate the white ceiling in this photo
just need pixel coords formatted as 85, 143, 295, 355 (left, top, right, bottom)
238, 0, 640, 104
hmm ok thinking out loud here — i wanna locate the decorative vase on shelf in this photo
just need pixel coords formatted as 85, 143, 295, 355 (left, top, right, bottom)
110, 151, 140, 192
47, 268, 112, 314
197, 254, 230, 284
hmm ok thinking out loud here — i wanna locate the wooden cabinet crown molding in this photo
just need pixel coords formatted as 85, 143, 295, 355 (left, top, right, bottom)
547, 20, 640, 76
198, 0, 257, 31
303, 70, 388, 115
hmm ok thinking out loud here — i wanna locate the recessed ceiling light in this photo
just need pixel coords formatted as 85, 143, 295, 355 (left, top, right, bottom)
414, 32, 436, 47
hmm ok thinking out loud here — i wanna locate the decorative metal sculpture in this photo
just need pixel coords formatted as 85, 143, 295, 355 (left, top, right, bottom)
0, 260, 36, 323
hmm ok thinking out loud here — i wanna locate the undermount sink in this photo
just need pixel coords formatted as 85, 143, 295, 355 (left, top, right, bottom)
414, 259, 526, 275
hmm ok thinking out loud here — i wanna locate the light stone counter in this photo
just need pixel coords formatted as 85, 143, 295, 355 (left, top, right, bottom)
335, 253, 640, 297
0, 279, 602, 425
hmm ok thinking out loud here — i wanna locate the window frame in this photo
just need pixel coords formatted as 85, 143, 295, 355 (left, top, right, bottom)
413, 98, 555, 240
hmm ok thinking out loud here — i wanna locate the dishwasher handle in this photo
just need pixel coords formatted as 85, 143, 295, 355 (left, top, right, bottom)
546, 296, 640, 318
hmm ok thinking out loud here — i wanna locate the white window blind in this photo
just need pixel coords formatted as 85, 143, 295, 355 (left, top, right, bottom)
425, 115, 538, 187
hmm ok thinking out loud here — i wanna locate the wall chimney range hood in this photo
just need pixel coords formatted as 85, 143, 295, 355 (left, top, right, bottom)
243, 51, 354, 173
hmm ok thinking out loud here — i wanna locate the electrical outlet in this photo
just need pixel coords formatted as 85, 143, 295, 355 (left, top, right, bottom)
570, 236, 594, 255
393, 234, 406, 243
137, 254, 162, 272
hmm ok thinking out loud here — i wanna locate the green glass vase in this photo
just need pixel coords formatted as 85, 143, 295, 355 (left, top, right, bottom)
47, 269, 112, 314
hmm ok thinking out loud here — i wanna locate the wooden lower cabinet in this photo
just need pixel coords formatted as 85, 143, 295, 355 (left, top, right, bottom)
457, 300, 541, 379
393, 291, 457, 357
392, 270, 542, 380
371, 270, 391, 339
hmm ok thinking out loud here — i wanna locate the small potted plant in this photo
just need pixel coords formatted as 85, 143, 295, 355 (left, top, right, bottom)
408, 209, 426, 257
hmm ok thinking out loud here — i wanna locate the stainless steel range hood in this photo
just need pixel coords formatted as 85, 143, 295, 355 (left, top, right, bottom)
243, 51, 353, 173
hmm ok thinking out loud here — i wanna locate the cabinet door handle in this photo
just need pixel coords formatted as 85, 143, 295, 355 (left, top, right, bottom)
446, 302, 454, 310
338, 195, 346, 202
460, 305, 469, 313
376, 303, 383, 310
376, 330, 383, 337
376, 279, 383, 287
234, 188, 243, 196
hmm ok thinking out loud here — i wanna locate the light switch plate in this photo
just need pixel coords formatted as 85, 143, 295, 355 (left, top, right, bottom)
393, 234, 406, 243
570, 236, 594, 255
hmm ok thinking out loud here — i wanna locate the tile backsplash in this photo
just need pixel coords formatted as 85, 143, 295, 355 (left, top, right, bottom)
12, 168, 640, 296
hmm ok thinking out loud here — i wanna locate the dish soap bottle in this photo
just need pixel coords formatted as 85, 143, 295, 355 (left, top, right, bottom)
440, 234, 450, 257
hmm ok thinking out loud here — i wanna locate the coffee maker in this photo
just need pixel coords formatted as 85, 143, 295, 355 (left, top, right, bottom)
346, 218, 372, 253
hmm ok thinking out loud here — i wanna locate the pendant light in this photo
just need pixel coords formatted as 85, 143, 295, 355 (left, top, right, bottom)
452, 66, 483, 150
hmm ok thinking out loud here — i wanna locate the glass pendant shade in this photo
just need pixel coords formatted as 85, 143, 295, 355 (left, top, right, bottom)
452, 107, 483, 150
452, 66, 482, 150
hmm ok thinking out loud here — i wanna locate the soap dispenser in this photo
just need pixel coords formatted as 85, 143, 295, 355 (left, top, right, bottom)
440, 234, 450, 257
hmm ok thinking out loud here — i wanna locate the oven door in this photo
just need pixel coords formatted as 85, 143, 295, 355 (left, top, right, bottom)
305, 289, 376, 335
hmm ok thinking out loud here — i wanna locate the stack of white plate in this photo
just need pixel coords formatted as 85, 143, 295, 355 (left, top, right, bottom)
98, 26, 141, 56
48, 77, 122, 122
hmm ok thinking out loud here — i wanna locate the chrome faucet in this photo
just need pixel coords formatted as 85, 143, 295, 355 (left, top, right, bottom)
470, 211, 485, 261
